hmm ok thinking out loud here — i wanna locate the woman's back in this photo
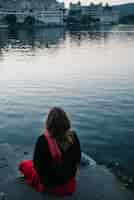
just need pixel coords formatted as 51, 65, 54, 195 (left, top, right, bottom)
33, 131, 81, 188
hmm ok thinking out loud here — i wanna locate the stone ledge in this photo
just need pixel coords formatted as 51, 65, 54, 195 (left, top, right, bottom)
0, 143, 133, 200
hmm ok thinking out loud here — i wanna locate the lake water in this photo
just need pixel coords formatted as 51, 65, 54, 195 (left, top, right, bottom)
0, 25, 134, 174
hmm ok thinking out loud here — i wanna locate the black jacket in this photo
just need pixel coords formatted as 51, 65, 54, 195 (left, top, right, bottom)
33, 133, 81, 188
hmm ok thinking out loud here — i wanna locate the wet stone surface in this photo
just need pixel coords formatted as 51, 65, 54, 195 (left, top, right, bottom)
0, 192, 7, 200
0, 143, 134, 200
0, 158, 8, 169
106, 161, 134, 191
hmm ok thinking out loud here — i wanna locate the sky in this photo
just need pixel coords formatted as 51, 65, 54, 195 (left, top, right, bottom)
58, 0, 134, 7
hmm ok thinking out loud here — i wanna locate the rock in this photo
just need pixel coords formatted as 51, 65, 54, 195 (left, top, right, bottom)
0, 192, 6, 200
24, 152, 29, 155
115, 162, 120, 167
121, 176, 129, 182
128, 178, 133, 184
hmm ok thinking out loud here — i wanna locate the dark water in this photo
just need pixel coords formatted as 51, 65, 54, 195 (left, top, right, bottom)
0, 25, 134, 174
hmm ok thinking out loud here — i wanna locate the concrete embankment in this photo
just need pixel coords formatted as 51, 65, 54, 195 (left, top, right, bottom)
0, 143, 133, 200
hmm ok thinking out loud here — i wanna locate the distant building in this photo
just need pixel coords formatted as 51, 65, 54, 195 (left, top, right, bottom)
69, 1, 81, 12
0, 0, 58, 11
36, 1, 65, 26
68, 2, 119, 25
0, 0, 65, 26
89, 3, 103, 21
100, 5, 119, 24
81, 6, 90, 16
34, 10, 64, 26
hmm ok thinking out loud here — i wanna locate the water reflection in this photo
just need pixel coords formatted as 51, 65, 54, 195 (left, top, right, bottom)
0, 27, 65, 52
68, 25, 134, 46
0, 25, 134, 55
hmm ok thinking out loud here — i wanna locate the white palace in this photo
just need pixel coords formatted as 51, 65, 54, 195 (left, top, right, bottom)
0, 0, 65, 26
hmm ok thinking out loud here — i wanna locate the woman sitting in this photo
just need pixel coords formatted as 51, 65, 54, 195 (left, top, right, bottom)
19, 107, 81, 196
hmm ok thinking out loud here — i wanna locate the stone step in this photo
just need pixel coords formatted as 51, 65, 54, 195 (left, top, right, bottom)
0, 143, 133, 200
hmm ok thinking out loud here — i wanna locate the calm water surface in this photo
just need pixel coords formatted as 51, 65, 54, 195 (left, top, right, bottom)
0, 25, 134, 174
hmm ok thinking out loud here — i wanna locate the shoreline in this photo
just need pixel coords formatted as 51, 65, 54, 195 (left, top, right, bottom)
0, 22, 134, 30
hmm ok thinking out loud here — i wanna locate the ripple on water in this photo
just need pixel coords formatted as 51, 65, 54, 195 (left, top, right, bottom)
0, 26, 134, 175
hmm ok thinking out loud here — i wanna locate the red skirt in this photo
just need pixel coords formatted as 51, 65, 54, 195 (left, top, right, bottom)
19, 160, 76, 196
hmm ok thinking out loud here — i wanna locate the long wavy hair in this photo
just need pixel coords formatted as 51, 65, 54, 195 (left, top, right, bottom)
46, 107, 71, 143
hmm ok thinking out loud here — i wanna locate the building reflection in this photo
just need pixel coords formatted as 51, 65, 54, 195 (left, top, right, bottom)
0, 26, 134, 58
0, 27, 66, 53
67, 25, 134, 47
68, 25, 113, 45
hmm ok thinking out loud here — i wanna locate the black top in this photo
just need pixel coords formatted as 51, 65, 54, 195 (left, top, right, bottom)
33, 133, 81, 188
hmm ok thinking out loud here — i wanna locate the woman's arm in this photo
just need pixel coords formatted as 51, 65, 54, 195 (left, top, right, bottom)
61, 132, 81, 178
